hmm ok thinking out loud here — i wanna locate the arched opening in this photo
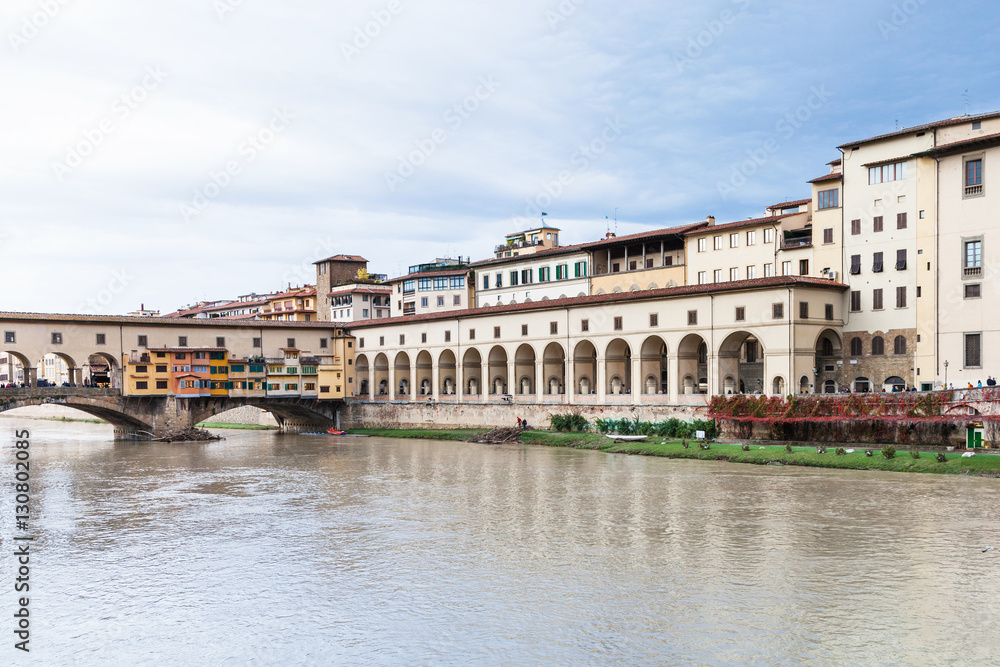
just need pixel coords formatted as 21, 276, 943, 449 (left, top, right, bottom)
799, 375, 811, 394
853, 376, 871, 393
38, 352, 77, 387
605, 338, 631, 394
355, 354, 370, 397
373, 353, 389, 396
514, 344, 536, 395
439, 349, 457, 395
415, 350, 433, 395
0, 350, 30, 387
462, 348, 482, 396
488, 346, 508, 395
542, 342, 565, 395
678, 334, 708, 394
393, 352, 411, 398
772, 376, 785, 395
884, 376, 906, 392
640, 335, 668, 395
85, 352, 118, 388
718, 331, 764, 395
573, 340, 597, 395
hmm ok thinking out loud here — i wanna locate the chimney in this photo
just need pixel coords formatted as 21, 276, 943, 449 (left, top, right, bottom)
605, 231, 616, 239
706, 215, 716, 225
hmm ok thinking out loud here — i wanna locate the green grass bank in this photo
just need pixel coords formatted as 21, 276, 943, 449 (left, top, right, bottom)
350, 428, 1000, 477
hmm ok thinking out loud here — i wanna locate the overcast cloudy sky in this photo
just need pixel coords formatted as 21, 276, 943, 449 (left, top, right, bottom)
2, 0, 999, 314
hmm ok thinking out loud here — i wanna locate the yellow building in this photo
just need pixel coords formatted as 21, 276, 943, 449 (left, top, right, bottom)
259, 286, 318, 322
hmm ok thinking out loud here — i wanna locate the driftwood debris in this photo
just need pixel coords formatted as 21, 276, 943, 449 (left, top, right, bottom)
471, 427, 524, 444
139, 428, 223, 443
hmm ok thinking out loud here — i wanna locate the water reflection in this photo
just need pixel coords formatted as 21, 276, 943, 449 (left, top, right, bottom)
6, 419, 999, 665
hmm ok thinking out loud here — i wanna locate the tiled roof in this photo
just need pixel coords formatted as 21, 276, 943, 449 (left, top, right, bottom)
348, 275, 847, 329
838, 110, 1000, 148
767, 198, 810, 210
471, 241, 593, 267
861, 154, 915, 168
808, 173, 842, 183
313, 254, 368, 264
579, 221, 710, 250
911, 131, 1000, 158
267, 287, 317, 300
685, 215, 788, 235
0, 312, 337, 328
389, 268, 470, 282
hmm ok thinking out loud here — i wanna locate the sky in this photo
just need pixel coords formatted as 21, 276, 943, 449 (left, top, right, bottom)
2, 0, 999, 315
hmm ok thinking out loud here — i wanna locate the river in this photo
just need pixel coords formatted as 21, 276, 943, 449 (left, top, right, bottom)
2, 419, 998, 665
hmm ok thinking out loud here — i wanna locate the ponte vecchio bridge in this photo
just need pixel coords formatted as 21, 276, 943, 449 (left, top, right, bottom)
0, 312, 350, 437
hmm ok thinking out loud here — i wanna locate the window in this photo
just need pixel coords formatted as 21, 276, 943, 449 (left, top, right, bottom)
581, 319, 589, 332
896, 286, 907, 308
574, 261, 587, 277
287, 338, 295, 348
495, 273, 503, 288
781, 261, 791, 276
136, 381, 148, 390
871, 336, 885, 356
735, 307, 745, 321
436, 296, 444, 307
646, 258, 654, 269
521, 269, 532, 284
896, 249, 907, 271
746, 265, 756, 280
359, 338, 365, 349
483, 275, 490, 290
175, 353, 187, 360
687, 311, 697, 325
713, 269, 722, 283
873, 289, 884, 310
825, 304, 834, 320
730, 233, 739, 248
799, 302, 809, 319
868, 161, 907, 184
965, 283, 982, 299
965, 332, 982, 368
4, 332, 14, 344
714, 235, 723, 250
799, 259, 809, 276
872, 252, 884, 273
965, 158, 983, 197
156, 380, 168, 389
178, 336, 187, 347
95, 333, 106, 345
764, 263, 773, 277
135, 366, 148, 373
550, 322, 558, 335
729, 267, 739, 281
49, 332, 62, 344
253, 337, 261, 348
697, 271, 707, 284
521, 324, 528, 336
421, 333, 427, 343
137, 335, 148, 347
851, 219, 861, 235
820, 227, 834, 245
964, 239, 983, 277
629, 261, 637, 271
494, 326, 501, 339
873, 216, 883, 233
649, 313, 658, 327
614, 317, 623, 331
469, 329, 476, 340
156, 365, 168, 373
399, 334, 405, 345
697, 238, 706, 252
894, 336, 907, 355
916, 286, 921, 298
817, 188, 839, 209
850, 337, 862, 356
510, 271, 519, 286
379, 336, 385, 346
850, 291, 861, 311
450, 276, 465, 289
850, 255, 861, 275
897, 212, 907, 229
772, 303, 784, 319
746, 230, 756, 246
763, 228, 774, 244
216, 337, 225, 348
403, 280, 415, 293
433, 277, 448, 290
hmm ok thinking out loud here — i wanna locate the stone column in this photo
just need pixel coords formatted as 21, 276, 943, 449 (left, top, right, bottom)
597, 356, 607, 402
432, 362, 440, 401
368, 369, 375, 400
456, 362, 464, 404
668, 355, 679, 403
25, 367, 37, 388
507, 360, 516, 397
707, 354, 718, 396
72, 368, 83, 387
631, 355, 642, 405
535, 360, 545, 403
565, 358, 575, 404
388, 365, 396, 400
409, 358, 417, 402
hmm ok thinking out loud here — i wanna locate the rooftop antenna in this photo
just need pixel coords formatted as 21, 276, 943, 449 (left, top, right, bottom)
540, 211, 547, 226
964, 89, 970, 115
614, 207, 619, 234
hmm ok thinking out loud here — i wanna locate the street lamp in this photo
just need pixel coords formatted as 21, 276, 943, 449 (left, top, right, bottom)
944, 360, 949, 390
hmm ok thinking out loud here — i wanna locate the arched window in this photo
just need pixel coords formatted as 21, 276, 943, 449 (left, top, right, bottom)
894, 335, 906, 355
871, 336, 885, 356
850, 337, 862, 356
821, 338, 834, 356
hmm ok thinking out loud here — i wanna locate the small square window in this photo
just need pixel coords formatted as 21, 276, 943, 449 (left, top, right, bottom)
379, 336, 385, 346
613, 317, 623, 330
772, 303, 784, 319
735, 307, 745, 321
96, 333, 106, 345
399, 334, 405, 345
581, 319, 589, 332
521, 324, 528, 336
965, 283, 981, 299
253, 337, 262, 348
687, 311, 697, 326
319, 338, 328, 348
550, 322, 558, 335
825, 304, 834, 321
3, 332, 14, 344
215, 337, 225, 348
469, 329, 476, 340
851, 219, 861, 235
494, 326, 501, 339
178, 336, 188, 347
51, 332, 63, 344
649, 313, 658, 327
444, 331, 451, 342
421, 333, 427, 343
799, 302, 809, 319
286, 338, 295, 348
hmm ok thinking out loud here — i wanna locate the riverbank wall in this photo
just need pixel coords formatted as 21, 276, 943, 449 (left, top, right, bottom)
339, 399, 709, 430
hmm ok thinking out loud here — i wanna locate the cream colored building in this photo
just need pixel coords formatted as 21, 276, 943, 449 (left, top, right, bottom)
493, 223, 560, 259
473, 244, 591, 307
389, 259, 473, 317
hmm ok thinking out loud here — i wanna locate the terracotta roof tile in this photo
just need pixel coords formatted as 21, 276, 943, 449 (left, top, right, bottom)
808, 173, 842, 183
313, 254, 368, 264
838, 110, 1000, 148
767, 198, 811, 210
0, 312, 336, 329
911, 131, 1000, 158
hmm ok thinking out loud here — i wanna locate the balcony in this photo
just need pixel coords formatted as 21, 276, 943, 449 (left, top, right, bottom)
780, 236, 813, 250
300, 356, 321, 365
965, 184, 984, 197
129, 353, 152, 364
964, 265, 983, 277
495, 240, 543, 255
